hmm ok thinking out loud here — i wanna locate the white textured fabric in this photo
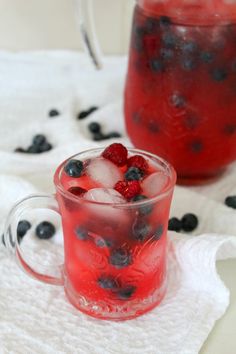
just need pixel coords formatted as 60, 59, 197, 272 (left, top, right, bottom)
0, 51, 236, 354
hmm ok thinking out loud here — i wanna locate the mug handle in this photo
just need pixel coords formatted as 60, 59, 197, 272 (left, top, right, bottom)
3, 195, 64, 286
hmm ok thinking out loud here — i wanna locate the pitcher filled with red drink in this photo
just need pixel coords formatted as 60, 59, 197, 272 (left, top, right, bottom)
78, 0, 236, 183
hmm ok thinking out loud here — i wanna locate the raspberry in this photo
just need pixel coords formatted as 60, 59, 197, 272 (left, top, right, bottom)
127, 155, 149, 174
115, 180, 141, 200
102, 143, 128, 166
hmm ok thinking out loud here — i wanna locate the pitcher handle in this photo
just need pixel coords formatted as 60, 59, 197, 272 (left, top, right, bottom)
3, 195, 64, 286
75, 0, 103, 69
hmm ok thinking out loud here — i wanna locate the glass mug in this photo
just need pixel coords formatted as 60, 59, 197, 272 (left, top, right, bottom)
78, 0, 236, 183
4, 148, 176, 321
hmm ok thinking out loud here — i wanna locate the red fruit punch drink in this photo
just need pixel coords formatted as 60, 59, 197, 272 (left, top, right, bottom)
125, 0, 236, 183
55, 144, 176, 320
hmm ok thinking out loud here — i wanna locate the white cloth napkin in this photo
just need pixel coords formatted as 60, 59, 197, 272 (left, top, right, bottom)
0, 51, 236, 354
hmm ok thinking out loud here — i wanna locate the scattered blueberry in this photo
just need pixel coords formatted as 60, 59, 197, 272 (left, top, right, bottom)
162, 33, 177, 48
211, 68, 227, 82
48, 109, 60, 118
132, 218, 151, 242
225, 195, 236, 209
38, 142, 53, 153
153, 225, 164, 240
181, 57, 196, 71
117, 286, 136, 300
160, 48, 174, 61
181, 213, 198, 232
88, 122, 101, 134
109, 248, 132, 269
35, 221, 56, 240
159, 16, 171, 28
190, 140, 203, 153
150, 58, 164, 72
27, 145, 41, 154
200, 51, 214, 64
125, 167, 143, 181
170, 93, 186, 108
168, 217, 182, 232
17, 220, 31, 242
64, 159, 83, 178
78, 106, 98, 120
98, 276, 118, 290
32, 134, 46, 147
75, 226, 89, 241
132, 195, 153, 216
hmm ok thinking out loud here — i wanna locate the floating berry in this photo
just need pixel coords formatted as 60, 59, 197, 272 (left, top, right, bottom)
168, 217, 182, 232
127, 155, 149, 174
117, 286, 136, 300
109, 248, 132, 269
153, 225, 164, 240
98, 276, 118, 290
132, 218, 151, 242
125, 167, 143, 181
75, 226, 89, 241
64, 159, 84, 178
35, 221, 55, 240
181, 213, 198, 232
115, 180, 141, 200
131, 195, 153, 216
225, 195, 236, 209
102, 143, 128, 166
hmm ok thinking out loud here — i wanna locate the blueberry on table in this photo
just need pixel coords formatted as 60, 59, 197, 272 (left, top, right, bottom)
117, 286, 136, 300
32, 134, 46, 147
88, 122, 101, 134
27, 145, 41, 154
132, 218, 151, 242
181, 214, 198, 232
78, 106, 98, 120
109, 248, 132, 269
98, 276, 118, 290
64, 159, 83, 178
17, 220, 32, 241
38, 142, 53, 153
35, 221, 56, 240
168, 217, 182, 232
48, 109, 60, 118
125, 167, 143, 181
132, 195, 153, 216
211, 68, 228, 82
225, 196, 236, 209
75, 227, 89, 241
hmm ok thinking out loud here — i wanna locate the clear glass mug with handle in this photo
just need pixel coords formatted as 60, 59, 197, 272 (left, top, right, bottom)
4, 147, 176, 321
78, 0, 236, 184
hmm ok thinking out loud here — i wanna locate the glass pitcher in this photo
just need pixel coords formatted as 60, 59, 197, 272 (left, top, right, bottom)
78, 0, 236, 183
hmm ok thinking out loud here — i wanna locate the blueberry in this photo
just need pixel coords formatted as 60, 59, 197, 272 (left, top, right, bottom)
132, 218, 151, 242
170, 93, 186, 108
160, 48, 174, 61
48, 109, 60, 118
181, 57, 196, 71
35, 221, 56, 240
125, 167, 143, 181
14, 147, 26, 153
181, 41, 197, 53
27, 145, 41, 154
95, 238, 113, 248
225, 195, 236, 209
75, 227, 89, 241
98, 276, 118, 290
153, 225, 164, 240
162, 33, 177, 48
32, 134, 46, 146
78, 106, 98, 120
200, 51, 214, 64
132, 195, 153, 216
181, 214, 198, 232
150, 58, 164, 72
168, 217, 182, 232
211, 68, 227, 82
64, 159, 83, 178
190, 140, 203, 153
109, 248, 132, 269
159, 16, 171, 28
17, 220, 31, 242
117, 286, 136, 300
105, 132, 122, 139
38, 142, 53, 153
88, 122, 101, 134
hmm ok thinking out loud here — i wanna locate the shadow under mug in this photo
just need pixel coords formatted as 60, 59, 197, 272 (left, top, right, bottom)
4, 148, 176, 321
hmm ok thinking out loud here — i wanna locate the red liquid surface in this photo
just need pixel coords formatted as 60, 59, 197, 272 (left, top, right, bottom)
57, 151, 173, 320
125, 4, 236, 181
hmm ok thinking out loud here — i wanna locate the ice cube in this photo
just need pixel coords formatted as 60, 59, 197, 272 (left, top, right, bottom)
142, 172, 169, 198
84, 188, 125, 204
86, 157, 123, 188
